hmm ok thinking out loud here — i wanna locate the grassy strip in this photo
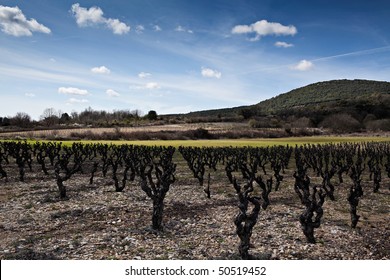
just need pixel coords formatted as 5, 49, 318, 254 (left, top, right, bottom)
4, 135, 388, 147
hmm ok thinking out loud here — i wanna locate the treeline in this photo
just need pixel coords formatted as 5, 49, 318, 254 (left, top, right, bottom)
0, 107, 158, 129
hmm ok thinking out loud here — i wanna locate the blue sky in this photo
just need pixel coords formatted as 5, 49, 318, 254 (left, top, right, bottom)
1, 0, 390, 120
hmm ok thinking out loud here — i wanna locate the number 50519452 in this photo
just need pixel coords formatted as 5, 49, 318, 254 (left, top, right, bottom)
218, 266, 266, 276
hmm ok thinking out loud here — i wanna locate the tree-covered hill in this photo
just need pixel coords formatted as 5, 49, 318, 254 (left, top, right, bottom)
253, 79, 390, 115
180, 79, 390, 124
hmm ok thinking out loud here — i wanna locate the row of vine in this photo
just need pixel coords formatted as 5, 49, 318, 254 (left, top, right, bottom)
1, 141, 389, 259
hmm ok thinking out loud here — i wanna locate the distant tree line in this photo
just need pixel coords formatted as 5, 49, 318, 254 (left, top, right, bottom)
0, 107, 159, 129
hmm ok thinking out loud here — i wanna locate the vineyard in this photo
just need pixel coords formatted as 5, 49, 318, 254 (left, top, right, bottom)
0, 141, 389, 260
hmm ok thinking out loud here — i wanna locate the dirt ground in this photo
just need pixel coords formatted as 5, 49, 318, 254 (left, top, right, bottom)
0, 161, 389, 260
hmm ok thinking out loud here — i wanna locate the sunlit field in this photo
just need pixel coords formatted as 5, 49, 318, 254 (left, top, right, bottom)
8, 135, 388, 147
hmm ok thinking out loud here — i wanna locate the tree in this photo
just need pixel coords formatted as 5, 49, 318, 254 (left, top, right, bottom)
0, 117, 10, 126
131, 109, 142, 119
59, 113, 71, 124
146, 110, 158, 121
40, 108, 59, 127
71, 111, 79, 122
320, 113, 362, 133
239, 108, 254, 120
10, 112, 32, 128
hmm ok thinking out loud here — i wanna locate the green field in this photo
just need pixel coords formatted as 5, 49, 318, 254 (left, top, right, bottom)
10, 135, 388, 147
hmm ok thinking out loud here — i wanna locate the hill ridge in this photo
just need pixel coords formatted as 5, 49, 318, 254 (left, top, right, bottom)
255, 79, 390, 114
180, 79, 390, 120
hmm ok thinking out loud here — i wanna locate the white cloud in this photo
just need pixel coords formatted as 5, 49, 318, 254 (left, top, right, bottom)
145, 82, 160, 89
136, 82, 161, 90
138, 72, 151, 78
91, 65, 111, 74
67, 98, 89, 104
275, 41, 294, 48
106, 18, 130, 35
201, 67, 222, 79
70, 3, 130, 35
175, 25, 193, 33
291, 60, 314, 71
106, 89, 120, 97
232, 19, 297, 41
153, 25, 162, 31
25, 93, 35, 97
135, 25, 145, 34
70, 3, 104, 26
175, 25, 185, 32
58, 87, 89, 95
133, 82, 160, 90
0, 5, 51, 36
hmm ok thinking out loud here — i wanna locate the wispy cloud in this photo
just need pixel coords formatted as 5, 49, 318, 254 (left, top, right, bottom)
135, 25, 145, 34
106, 89, 120, 97
153, 25, 162, 32
91, 65, 111, 74
0, 5, 51, 36
275, 41, 294, 48
58, 87, 89, 95
132, 82, 161, 90
311, 45, 390, 62
138, 72, 151, 78
175, 25, 193, 34
201, 67, 222, 79
232, 19, 297, 41
70, 3, 130, 35
67, 98, 89, 104
25, 93, 36, 97
145, 82, 160, 89
291, 60, 314, 71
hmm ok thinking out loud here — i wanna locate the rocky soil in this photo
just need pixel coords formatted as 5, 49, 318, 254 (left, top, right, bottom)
0, 165, 389, 260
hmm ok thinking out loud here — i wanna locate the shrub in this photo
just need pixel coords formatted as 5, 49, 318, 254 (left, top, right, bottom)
365, 119, 390, 131
292, 117, 314, 128
320, 113, 362, 133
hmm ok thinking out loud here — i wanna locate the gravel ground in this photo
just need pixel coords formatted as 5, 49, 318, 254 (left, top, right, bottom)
0, 167, 389, 260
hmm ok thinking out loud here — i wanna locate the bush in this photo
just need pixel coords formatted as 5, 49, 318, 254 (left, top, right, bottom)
320, 114, 362, 133
365, 119, 390, 131
146, 110, 158, 121
195, 128, 213, 139
248, 117, 281, 128
292, 117, 314, 128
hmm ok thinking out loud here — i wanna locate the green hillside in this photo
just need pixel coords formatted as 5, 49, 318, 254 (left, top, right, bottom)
181, 79, 390, 121
254, 79, 390, 115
